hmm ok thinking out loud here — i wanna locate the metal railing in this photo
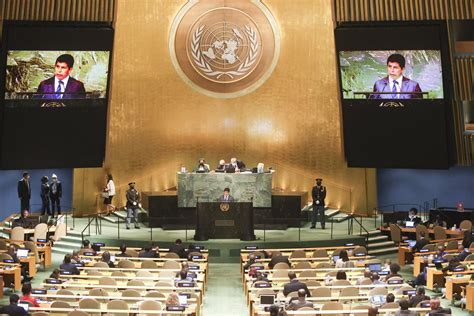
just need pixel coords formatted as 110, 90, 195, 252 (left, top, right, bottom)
80, 215, 101, 242
372, 200, 438, 228
347, 214, 370, 249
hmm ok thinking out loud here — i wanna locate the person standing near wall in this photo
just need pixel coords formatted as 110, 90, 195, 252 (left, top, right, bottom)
17, 172, 31, 212
103, 174, 115, 214
125, 182, 141, 229
40, 176, 50, 215
311, 178, 327, 229
50, 174, 62, 217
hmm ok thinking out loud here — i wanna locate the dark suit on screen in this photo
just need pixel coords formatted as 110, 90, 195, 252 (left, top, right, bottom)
17, 178, 31, 211
36, 76, 86, 99
371, 76, 422, 99
0, 304, 28, 316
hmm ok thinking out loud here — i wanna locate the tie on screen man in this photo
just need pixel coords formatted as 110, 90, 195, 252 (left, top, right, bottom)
311, 178, 326, 229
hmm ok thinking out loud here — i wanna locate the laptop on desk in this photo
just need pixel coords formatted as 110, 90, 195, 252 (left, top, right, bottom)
405, 221, 415, 228
17, 248, 29, 259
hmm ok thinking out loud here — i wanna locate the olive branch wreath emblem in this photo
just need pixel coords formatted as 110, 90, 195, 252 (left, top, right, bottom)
191, 25, 259, 79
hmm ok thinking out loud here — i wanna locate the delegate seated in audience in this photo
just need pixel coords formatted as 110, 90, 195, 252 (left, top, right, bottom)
411, 231, 429, 253
71, 250, 83, 264
371, 272, 385, 285
283, 271, 311, 297
166, 292, 180, 307
395, 299, 416, 315
442, 257, 461, 274
12, 209, 31, 229
0, 294, 27, 316
19, 282, 40, 307
243, 253, 256, 271
455, 244, 470, 262
49, 268, 60, 279
139, 244, 159, 258
101, 251, 115, 268
268, 252, 291, 269
176, 270, 195, 286
428, 299, 451, 315
286, 288, 314, 311
116, 243, 131, 257
60, 254, 80, 275
169, 239, 186, 258
409, 286, 430, 307
335, 250, 354, 268
356, 269, 372, 285
406, 208, 422, 225
383, 259, 392, 271
385, 293, 396, 305
326, 270, 347, 285
269, 304, 287, 316
7, 244, 31, 282
386, 263, 403, 281
81, 239, 96, 255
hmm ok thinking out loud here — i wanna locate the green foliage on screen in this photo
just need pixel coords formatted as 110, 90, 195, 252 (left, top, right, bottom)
6, 51, 110, 98
339, 50, 443, 99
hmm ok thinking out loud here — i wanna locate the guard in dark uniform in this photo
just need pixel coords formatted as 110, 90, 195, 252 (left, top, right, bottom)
17, 172, 31, 211
311, 178, 326, 229
125, 182, 141, 229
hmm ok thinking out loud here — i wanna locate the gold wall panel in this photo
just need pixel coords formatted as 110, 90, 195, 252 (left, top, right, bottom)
73, 0, 377, 216
335, 0, 473, 22
0, 0, 115, 21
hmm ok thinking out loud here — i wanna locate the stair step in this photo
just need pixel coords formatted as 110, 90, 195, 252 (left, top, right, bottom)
325, 209, 340, 218
368, 235, 388, 242
369, 247, 398, 255
52, 247, 74, 254
331, 214, 350, 223
61, 235, 82, 242
368, 230, 382, 236
368, 241, 395, 249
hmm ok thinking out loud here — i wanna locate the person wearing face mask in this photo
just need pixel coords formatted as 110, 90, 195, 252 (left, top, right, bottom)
193, 158, 210, 173
406, 208, 422, 225
40, 176, 50, 216
230, 157, 246, 171
49, 174, 62, 217
125, 182, 141, 230
310, 178, 327, 229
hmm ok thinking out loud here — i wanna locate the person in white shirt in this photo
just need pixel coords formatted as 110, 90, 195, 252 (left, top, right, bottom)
335, 250, 355, 269
103, 174, 115, 214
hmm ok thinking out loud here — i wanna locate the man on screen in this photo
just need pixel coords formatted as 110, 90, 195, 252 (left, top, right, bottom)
371, 53, 422, 99
36, 54, 86, 99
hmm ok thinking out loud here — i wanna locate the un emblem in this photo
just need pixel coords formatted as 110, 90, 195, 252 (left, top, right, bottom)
170, 0, 280, 98
219, 203, 230, 212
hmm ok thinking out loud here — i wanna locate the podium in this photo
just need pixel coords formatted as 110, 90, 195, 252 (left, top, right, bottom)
194, 202, 255, 241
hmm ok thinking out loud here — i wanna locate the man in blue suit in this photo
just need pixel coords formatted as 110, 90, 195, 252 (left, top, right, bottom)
36, 54, 86, 99
371, 54, 422, 99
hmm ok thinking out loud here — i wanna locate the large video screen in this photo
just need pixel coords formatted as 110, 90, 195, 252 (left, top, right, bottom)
335, 23, 454, 169
0, 23, 114, 169
339, 50, 443, 100
6, 50, 110, 100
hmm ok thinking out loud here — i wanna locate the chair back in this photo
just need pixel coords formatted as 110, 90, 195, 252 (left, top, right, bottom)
368, 286, 388, 296
87, 271, 103, 276
111, 271, 127, 277
446, 240, 459, 251
381, 302, 399, 309
299, 270, 315, 278
127, 280, 145, 287
0, 253, 13, 261
145, 291, 166, 298
339, 286, 359, 298
88, 288, 109, 303
294, 261, 312, 269
53, 223, 67, 242
141, 260, 158, 269
136, 270, 154, 278
139, 300, 163, 316
67, 311, 89, 316
79, 298, 100, 309
51, 301, 71, 308
272, 269, 289, 278
0, 239, 8, 250
352, 246, 367, 256
304, 280, 321, 287
359, 278, 373, 285
273, 262, 290, 270
316, 262, 332, 268
159, 270, 176, 278
117, 260, 135, 269
121, 289, 141, 297
311, 287, 331, 297
460, 220, 472, 231
56, 289, 75, 302
464, 253, 474, 261
24, 241, 40, 263
321, 302, 344, 316
11, 226, 25, 243
290, 250, 306, 259
106, 299, 129, 316
32, 223, 48, 242
416, 225, 429, 241
98, 276, 117, 286
163, 260, 180, 270
125, 249, 139, 257
421, 244, 436, 252
312, 249, 328, 258
433, 226, 447, 240
93, 262, 109, 268
165, 252, 179, 258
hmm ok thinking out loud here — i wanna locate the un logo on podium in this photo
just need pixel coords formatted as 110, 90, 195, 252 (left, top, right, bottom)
170, 0, 280, 98
219, 203, 230, 212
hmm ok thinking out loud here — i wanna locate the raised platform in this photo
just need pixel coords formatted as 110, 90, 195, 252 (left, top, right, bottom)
64, 217, 366, 263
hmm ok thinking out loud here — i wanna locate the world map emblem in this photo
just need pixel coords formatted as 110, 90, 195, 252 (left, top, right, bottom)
170, 0, 280, 98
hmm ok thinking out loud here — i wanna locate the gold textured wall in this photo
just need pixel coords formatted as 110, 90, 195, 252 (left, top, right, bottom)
73, 0, 377, 216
